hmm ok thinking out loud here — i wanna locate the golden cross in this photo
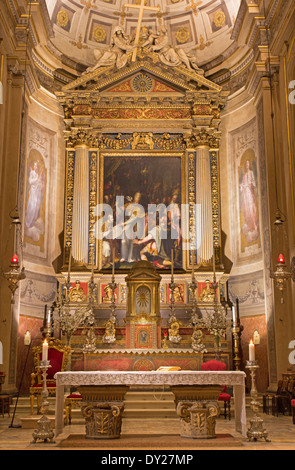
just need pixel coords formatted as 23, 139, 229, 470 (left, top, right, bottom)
185, 0, 202, 17
122, 0, 161, 62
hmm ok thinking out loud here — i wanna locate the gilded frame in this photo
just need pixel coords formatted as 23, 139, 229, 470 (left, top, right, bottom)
98, 150, 187, 272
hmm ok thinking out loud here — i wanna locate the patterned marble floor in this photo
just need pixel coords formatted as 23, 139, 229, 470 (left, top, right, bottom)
0, 410, 295, 450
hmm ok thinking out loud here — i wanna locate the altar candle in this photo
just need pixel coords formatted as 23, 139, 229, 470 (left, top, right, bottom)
232, 306, 237, 326
67, 247, 72, 280
43, 304, 47, 327
24, 330, 31, 346
42, 339, 48, 362
213, 244, 216, 282
47, 309, 51, 326
249, 339, 255, 362
192, 250, 195, 280
112, 247, 115, 278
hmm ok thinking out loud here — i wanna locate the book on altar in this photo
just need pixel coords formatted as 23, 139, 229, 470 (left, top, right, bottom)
157, 366, 181, 371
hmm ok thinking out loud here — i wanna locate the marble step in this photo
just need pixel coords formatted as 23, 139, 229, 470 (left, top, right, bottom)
10, 391, 264, 421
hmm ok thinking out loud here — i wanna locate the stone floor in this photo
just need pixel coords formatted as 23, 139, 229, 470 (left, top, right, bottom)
0, 409, 295, 451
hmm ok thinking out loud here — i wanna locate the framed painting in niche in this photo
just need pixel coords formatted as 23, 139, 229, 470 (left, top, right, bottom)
99, 152, 185, 271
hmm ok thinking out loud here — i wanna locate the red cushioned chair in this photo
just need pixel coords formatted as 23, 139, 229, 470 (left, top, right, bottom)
30, 339, 71, 414
201, 360, 231, 419
65, 392, 83, 425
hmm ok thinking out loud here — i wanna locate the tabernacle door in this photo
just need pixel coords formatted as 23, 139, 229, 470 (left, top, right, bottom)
125, 260, 162, 348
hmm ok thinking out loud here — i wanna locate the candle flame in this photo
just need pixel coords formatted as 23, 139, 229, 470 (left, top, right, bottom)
250, 339, 253, 345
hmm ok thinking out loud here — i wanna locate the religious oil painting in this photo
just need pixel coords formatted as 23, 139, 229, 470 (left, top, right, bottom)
24, 149, 46, 251
238, 149, 260, 252
100, 155, 183, 271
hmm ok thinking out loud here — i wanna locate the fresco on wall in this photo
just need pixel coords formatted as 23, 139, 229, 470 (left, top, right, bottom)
230, 117, 261, 261
239, 149, 260, 251
24, 149, 46, 251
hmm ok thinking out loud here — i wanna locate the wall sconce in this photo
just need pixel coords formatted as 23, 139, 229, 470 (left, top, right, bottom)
270, 253, 294, 303
4, 253, 26, 303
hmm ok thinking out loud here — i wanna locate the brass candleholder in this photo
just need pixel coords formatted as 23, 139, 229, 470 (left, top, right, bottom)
246, 360, 270, 442
32, 360, 55, 444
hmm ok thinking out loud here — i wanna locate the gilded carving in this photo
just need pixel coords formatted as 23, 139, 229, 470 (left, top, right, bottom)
57, 10, 69, 28
65, 150, 74, 251
213, 10, 226, 28
176, 27, 190, 44
92, 26, 107, 43
89, 151, 97, 267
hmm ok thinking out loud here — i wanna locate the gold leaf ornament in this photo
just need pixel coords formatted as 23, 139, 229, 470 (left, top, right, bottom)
93, 26, 107, 42
213, 10, 226, 28
57, 10, 69, 28
176, 27, 190, 43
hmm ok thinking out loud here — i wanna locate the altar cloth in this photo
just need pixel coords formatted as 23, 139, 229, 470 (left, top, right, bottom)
54, 370, 246, 437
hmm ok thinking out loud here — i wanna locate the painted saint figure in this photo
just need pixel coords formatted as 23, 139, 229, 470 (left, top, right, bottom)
239, 159, 259, 243
25, 160, 45, 243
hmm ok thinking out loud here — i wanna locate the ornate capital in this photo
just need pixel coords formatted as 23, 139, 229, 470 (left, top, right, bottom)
185, 129, 221, 149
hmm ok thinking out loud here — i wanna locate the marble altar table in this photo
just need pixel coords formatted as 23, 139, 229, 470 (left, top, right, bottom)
54, 370, 246, 439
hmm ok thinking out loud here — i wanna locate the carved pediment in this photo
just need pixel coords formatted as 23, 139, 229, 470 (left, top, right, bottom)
58, 56, 222, 96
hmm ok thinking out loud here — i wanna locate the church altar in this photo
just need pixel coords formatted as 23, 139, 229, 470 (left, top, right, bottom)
54, 370, 246, 439
71, 348, 231, 372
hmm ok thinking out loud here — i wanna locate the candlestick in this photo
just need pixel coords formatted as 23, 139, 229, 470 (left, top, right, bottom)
67, 247, 72, 281
112, 246, 115, 279
171, 249, 174, 279
246, 360, 270, 442
42, 339, 48, 362
32, 358, 55, 444
249, 339, 255, 362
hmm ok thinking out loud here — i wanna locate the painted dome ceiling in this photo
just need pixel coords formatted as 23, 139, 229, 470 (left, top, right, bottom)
43, 0, 242, 77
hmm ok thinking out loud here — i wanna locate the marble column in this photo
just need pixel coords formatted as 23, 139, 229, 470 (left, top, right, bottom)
196, 145, 213, 265
72, 144, 90, 264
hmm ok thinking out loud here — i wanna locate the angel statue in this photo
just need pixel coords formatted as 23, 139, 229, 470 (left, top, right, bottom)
142, 26, 204, 75
85, 26, 133, 73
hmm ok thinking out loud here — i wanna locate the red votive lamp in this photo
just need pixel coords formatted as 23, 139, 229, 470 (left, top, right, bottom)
278, 254, 285, 264
11, 253, 19, 264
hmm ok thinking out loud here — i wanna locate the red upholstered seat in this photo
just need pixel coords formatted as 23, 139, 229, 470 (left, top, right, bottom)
291, 400, 295, 407
201, 360, 231, 419
66, 393, 82, 399
30, 339, 71, 415
219, 392, 231, 402
65, 392, 83, 425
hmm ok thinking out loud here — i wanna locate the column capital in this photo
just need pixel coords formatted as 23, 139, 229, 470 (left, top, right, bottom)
66, 129, 94, 149
185, 129, 221, 149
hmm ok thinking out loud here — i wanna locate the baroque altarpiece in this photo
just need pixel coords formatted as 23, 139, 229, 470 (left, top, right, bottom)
54, 31, 234, 371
